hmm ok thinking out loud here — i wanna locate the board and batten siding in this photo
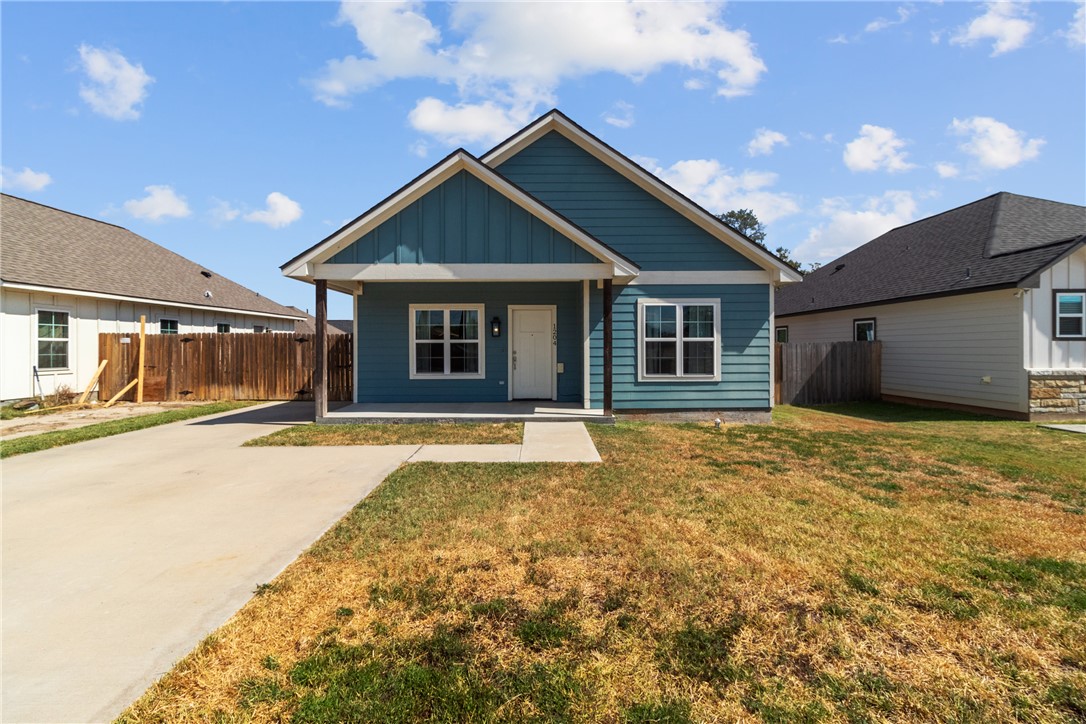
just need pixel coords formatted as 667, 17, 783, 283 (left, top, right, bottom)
782, 289, 1026, 413
587, 284, 772, 410
329, 171, 600, 266
354, 282, 583, 403
1023, 246, 1086, 370
496, 131, 760, 272
0, 287, 294, 401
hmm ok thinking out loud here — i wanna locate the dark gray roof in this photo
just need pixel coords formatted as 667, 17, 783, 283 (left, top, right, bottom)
1, 194, 302, 319
778, 192, 1086, 317
292, 310, 351, 335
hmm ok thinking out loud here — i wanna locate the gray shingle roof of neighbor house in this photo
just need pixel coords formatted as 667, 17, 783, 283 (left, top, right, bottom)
777, 192, 1086, 317
0, 193, 303, 320
291, 309, 352, 335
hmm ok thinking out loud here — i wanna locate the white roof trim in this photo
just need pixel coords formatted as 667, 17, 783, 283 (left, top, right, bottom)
0, 281, 305, 320
482, 112, 803, 284
282, 151, 638, 280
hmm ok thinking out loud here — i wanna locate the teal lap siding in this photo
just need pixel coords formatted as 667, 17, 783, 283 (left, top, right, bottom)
356, 282, 583, 403
588, 284, 771, 410
496, 132, 761, 272
330, 171, 600, 266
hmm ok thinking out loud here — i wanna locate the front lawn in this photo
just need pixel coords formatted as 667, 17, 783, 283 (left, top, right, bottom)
245, 422, 523, 447
123, 403, 1086, 722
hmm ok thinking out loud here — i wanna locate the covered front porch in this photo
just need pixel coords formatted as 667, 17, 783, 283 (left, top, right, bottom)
321, 400, 612, 424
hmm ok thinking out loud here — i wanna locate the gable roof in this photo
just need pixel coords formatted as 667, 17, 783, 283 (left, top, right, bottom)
1, 194, 303, 320
281, 148, 639, 283
776, 192, 1086, 317
481, 109, 803, 283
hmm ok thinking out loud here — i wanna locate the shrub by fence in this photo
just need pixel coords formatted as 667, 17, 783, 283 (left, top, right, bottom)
97, 333, 352, 402
775, 341, 882, 406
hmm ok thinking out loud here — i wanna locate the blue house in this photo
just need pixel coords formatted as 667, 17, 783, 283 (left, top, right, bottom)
282, 111, 801, 421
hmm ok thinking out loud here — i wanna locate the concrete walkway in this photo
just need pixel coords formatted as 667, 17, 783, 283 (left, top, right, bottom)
1039, 423, 1086, 434
1, 405, 599, 722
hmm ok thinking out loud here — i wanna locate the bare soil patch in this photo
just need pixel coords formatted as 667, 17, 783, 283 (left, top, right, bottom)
1, 401, 210, 441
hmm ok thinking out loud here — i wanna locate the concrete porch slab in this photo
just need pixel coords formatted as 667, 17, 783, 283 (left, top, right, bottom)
1039, 423, 1086, 434
321, 401, 612, 424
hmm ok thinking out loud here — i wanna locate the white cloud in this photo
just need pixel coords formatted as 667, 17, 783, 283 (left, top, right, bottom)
934, 162, 960, 178
77, 44, 154, 120
638, 157, 800, 224
795, 191, 918, 261
747, 128, 788, 156
843, 125, 916, 173
949, 116, 1044, 169
950, 2, 1034, 56
123, 185, 191, 221
603, 101, 635, 129
828, 33, 850, 44
1, 166, 53, 192
683, 78, 706, 90
1060, 2, 1085, 47
408, 140, 430, 158
407, 98, 526, 146
244, 192, 303, 228
864, 6, 913, 34
209, 199, 240, 225
312, 1, 767, 144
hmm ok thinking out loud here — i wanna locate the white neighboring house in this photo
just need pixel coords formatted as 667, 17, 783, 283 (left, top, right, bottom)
0, 194, 305, 401
776, 192, 1086, 420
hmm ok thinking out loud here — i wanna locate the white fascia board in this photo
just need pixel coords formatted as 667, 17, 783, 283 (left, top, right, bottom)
482, 113, 803, 283
0, 281, 305, 320
314, 263, 611, 282
281, 153, 465, 278
283, 151, 638, 281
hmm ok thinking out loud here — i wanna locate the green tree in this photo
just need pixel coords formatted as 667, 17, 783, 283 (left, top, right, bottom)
716, 209, 766, 246
716, 208, 811, 274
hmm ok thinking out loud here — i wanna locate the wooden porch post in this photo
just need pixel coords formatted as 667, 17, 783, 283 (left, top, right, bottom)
314, 279, 328, 419
603, 278, 613, 415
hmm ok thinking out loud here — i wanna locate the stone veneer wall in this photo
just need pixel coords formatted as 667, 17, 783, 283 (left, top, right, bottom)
1028, 370, 1086, 419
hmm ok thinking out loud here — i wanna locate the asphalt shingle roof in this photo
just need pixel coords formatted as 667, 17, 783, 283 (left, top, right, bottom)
1, 194, 302, 319
777, 192, 1086, 317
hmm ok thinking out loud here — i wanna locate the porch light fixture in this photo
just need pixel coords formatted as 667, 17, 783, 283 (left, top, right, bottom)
491, 316, 501, 338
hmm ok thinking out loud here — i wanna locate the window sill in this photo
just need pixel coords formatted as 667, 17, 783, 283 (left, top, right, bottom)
637, 375, 720, 383
409, 373, 486, 381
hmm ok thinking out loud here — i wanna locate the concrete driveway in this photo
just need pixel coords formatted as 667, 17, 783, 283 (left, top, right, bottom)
1, 402, 416, 723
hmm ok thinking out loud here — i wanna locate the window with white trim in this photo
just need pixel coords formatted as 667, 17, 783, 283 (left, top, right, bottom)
854, 318, 876, 342
775, 326, 789, 343
637, 299, 720, 381
253, 324, 266, 334
160, 319, 179, 334
409, 304, 484, 379
1055, 291, 1085, 339
37, 310, 69, 370
216, 323, 231, 334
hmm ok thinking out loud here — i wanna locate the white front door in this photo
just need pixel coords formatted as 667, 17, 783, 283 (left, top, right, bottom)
511, 308, 554, 399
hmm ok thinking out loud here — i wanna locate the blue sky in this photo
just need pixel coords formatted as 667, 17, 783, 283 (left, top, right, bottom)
3, 1, 1083, 319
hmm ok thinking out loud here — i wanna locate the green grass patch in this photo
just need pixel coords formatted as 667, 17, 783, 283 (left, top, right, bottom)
0, 401, 254, 458
121, 402, 1086, 723
243, 421, 523, 447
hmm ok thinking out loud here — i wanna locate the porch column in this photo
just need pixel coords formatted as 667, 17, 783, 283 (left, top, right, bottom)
603, 278, 613, 415
314, 279, 328, 419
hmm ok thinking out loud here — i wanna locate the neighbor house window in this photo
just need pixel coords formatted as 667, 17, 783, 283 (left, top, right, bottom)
776, 326, 789, 343
160, 319, 179, 334
409, 304, 485, 379
253, 324, 266, 334
854, 318, 876, 342
216, 323, 231, 333
37, 310, 69, 370
1054, 291, 1085, 339
637, 298, 720, 381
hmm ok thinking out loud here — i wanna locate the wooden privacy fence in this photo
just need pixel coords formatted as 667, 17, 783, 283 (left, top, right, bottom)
97, 333, 353, 402
775, 341, 882, 406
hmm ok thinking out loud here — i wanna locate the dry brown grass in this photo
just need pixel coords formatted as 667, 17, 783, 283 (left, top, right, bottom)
122, 403, 1086, 722
244, 422, 523, 447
